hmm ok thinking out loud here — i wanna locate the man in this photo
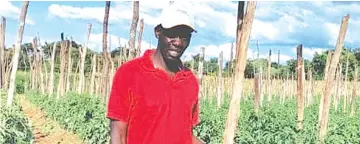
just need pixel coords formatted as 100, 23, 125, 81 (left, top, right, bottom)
106, 2, 204, 144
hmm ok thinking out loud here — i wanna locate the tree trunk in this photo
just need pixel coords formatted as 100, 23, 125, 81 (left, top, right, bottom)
296, 44, 304, 131
222, 2, 256, 144
318, 14, 350, 143
128, 1, 139, 60
78, 23, 92, 93
7, 1, 29, 106
0, 17, 5, 89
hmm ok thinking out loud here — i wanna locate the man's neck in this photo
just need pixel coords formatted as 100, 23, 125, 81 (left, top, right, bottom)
152, 49, 182, 74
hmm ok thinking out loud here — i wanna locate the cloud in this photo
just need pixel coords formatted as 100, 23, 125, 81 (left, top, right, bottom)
0, 1, 35, 25
46, 1, 360, 59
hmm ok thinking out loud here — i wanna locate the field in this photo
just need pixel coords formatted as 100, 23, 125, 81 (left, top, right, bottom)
1, 71, 360, 144
1, 1, 360, 144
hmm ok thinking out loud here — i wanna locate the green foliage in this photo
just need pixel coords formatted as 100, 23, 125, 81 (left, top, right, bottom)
26, 91, 110, 144
193, 94, 360, 144
0, 91, 34, 144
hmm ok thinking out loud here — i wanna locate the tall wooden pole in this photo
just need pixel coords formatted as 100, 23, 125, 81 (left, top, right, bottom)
296, 44, 304, 130
222, 2, 256, 144
7, 1, 30, 106
318, 14, 350, 143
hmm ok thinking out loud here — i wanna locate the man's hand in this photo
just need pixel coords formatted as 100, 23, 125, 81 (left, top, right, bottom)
110, 120, 128, 144
192, 135, 204, 144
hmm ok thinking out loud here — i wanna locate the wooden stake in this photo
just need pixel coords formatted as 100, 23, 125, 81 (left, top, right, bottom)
217, 51, 223, 108
198, 47, 205, 98
78, 23, 92, 93
254, 74, 260, 115
136, 18, 144, 57
128, 1, 139, 60
222, 2, 256, 144
350, 65, 357, 117
7, 1, 29, 106
318, 14, 350, 143
318, 51, 333, 125
0, 17, 5, 89
344, 53, 349, 112
297, 44, 304, 131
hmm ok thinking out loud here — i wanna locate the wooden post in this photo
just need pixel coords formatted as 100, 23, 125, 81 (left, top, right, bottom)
318, 14, 350, 143
254, 74, 260, 115
56, 40, 70, 99
307, 69, 313, 106
89, 54, 97, 95
101, 1, 111, 99
7, 1, 29, 106
217, 51, 223, 108
0, 17, 5, 89
48, 42, 57, 95
136, 18, 144, 57
222, 2, 256, 144
343, 53, 349, 112
78, 23, 92, 93
65, 38, 73, 92
350, 66, 357, 117
198, 47, 205, 98
128, 1, 139, 60
318, 51, 333, 124
296, 44, 304, 130
229, 42, 234, 76
267, 49, 272, 102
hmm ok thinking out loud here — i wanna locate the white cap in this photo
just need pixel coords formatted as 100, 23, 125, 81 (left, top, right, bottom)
158, 2, 196, 32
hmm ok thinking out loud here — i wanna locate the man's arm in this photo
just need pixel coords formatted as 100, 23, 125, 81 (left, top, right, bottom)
191, 97, 204, 144
192, 134, 204, 144
110, 120, 128, 144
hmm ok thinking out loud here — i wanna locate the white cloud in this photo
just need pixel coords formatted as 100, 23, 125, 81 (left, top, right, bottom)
0, 1, 35, 25
47, 1, 360, 54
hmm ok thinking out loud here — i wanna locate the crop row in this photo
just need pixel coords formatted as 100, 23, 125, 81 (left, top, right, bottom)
0, 91, 33, 144
25, 90, 360, 144
26, 91, 110, 144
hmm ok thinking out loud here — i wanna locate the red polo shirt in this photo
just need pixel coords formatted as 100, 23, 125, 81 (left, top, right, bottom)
107, 49, 200, 144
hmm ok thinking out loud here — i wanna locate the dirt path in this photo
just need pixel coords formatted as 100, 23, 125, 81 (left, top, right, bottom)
19, 95, 84, 144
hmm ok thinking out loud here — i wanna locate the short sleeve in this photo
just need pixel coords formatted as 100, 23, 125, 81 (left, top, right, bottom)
106, 66, 133, 123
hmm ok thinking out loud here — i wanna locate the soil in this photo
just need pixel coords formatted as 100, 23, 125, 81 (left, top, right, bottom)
19, 95, 84, 144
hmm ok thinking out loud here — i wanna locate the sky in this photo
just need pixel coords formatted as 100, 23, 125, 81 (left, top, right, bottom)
1, 1, 360, 64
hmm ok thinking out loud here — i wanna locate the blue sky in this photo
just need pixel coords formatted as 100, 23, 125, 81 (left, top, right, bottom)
1, 1, 360, 64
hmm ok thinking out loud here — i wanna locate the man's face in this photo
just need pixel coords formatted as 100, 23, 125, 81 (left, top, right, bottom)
156, 25, 193, 61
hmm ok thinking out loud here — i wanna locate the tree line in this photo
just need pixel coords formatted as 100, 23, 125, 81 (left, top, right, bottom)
1, 40, 359, 81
